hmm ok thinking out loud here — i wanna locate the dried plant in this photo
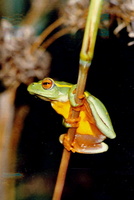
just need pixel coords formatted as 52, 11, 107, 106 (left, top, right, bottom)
0, 17, 51, 200
30, 0, 90, 51
59, 0, 89, 33
0, 20, 51, 89
104, 0, 134, 45
31, 0, 134, 51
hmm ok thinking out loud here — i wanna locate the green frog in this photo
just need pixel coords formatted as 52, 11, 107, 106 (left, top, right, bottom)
27, 77, 116, 154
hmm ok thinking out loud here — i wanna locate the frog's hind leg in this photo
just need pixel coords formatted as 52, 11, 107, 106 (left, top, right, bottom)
59, 133, 108, 154
73, 141, 108, 154
72, 133, 108, 154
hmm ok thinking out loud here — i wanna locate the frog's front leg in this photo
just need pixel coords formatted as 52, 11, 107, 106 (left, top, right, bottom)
69, 84, 85, 107
62, 117, 80, 128
62, 84, 84, 127
59, 133, 108, 154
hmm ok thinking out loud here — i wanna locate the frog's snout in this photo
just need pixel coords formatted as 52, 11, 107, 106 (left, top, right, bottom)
27, 83, 35, 94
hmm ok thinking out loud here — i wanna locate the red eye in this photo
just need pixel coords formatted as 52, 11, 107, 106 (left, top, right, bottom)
42, 78, 54, 90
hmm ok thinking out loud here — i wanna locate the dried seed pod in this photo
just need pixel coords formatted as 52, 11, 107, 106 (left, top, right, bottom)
59, 0, 89, 33
0, 20, 51, 88
104, 0, 134, 45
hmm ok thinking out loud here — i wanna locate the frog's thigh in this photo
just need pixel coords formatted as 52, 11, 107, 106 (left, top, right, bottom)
72, 134, 108, 154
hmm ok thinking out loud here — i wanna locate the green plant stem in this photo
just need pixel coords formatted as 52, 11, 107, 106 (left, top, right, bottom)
52, 1, 103, 200
80, 0, 103, 62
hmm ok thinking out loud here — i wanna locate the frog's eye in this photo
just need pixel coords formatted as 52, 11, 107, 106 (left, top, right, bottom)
42, 78, 54, 90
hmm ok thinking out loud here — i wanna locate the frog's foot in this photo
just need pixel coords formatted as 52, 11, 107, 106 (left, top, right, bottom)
63, 117, 80, 128
59, 134, 76, 152
71, 141, 108, 154
59, 134, 108, 154
71, 134, 108, 154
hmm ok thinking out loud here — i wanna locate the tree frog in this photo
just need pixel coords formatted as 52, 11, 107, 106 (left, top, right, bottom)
27, 77, 116, 154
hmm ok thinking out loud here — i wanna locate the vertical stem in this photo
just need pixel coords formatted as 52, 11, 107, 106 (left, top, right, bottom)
75, 62, 91, 104
0, 87, 29, 200
0, 88, 16, 200
52, 149, 70, 200
52, 1, 103, 200
80, 0, 103, 62
9, 105, 29, 178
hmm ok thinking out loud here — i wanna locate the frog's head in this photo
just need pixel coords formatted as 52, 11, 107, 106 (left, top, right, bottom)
27, 78, 72, 102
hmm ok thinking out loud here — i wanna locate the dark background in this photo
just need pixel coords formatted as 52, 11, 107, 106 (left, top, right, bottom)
16, 26, 134, 200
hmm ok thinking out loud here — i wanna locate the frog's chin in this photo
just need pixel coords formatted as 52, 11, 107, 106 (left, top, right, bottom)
36, 95, 50, 101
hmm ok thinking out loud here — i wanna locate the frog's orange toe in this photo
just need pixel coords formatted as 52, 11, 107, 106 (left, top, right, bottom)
59, 134, 76, 152
59, 134, 70, 151
59, 134, 65, 144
